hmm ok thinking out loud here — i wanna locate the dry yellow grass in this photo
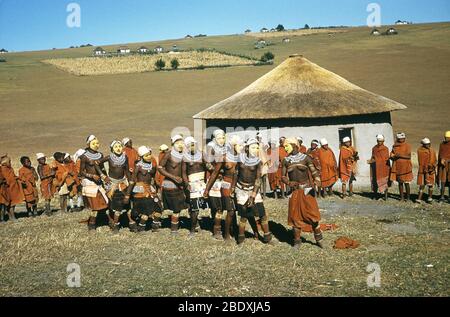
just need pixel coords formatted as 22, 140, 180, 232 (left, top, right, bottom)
43, 51, 260, 76
246, 28, 347, 39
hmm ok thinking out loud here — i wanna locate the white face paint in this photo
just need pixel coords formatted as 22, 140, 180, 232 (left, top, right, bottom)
248, 144, 259, 157
216, 134, 226, 147
174, 140, 184, 152
89, 139, 100, 151
234, 143, 244, 154
112, 143, 123, 155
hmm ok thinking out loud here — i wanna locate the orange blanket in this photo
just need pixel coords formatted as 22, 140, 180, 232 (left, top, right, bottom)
318, 148, 338, 188
0, 167, 9, 205
334, 237, 360, 249
339, 146, 356, 182
370, 145, 390, 193
39, 164, 56, 200
417, 147, 437, 186
390, 142, 413, 183
438, 141, 450, 182
19, 167, 39, 204
0, 166, 25, 207
124, 147, 139, 173
288, 189, 321, 232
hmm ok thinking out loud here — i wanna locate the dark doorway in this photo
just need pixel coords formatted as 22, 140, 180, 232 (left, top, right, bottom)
338, 128, 354, 144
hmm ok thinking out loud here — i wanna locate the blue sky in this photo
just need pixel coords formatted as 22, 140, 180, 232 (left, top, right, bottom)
1, 0, 449, 52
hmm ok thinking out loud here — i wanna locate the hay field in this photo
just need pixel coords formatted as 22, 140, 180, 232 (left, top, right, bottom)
43, 51, 261, 76
0, 194, 449, 297
245, 28, 347, 38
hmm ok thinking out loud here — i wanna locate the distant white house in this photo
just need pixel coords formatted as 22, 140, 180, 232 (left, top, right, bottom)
0, 48, 8, 54
270, 28, 277, 33
117, 46, 131, 54
93, 47, 106, 56
171, 45, 179, 52
386, 27, 398, 36
154, 46, 164, 54
260, 28, 269, 33
255, 39, 267, 49
371, 29, 381, 36
395, 20, 411, 25
282, 38, 291, 43
138, 46, 149, 53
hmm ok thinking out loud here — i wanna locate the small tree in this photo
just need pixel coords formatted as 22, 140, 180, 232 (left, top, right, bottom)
276, 24, 285, 32
261, 51, 275, 62
171, 58, 180, 70
155, 58, 166, 71
304, 24, 310, 29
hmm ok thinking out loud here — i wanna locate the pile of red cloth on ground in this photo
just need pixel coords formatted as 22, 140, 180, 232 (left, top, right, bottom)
333, 237, 360, 249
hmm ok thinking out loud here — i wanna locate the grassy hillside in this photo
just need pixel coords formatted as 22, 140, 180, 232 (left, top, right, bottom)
1, 22, 449, 160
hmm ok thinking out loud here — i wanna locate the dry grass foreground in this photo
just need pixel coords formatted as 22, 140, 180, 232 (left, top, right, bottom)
0, 193, 449, 297
43, 51, 261, 76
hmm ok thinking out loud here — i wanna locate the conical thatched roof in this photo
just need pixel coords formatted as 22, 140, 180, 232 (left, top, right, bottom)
194, 55, 407, 120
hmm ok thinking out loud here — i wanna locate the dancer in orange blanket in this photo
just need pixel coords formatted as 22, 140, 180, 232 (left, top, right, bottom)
19, 156, 39, 217
368, 135, 391, 201
390, 133, 413, 202
416, 138, 437, 204
339, 137, 359, 199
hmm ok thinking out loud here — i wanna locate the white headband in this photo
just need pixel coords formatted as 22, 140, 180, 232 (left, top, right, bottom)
86, 135, 96, 144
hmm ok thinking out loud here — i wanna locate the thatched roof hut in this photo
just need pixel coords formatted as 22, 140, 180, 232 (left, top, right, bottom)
193, 55, 407, 186
194, 55, 406, 120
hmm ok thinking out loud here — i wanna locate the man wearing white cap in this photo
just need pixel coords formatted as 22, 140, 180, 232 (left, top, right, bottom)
122, 137, 139, 174
95, 140, 133, 233
36, 153, 56, 216
390, 132, 413, 202
368, 135, 390, 201
438, 131, 450, 203
307, 140, 322, 195
158, 135, 187, 234
79, 135, 109, 231
338, 137, 359, 199
317, 138, 338, 197
296, 137, 308, 154
205, 129, 228, 221
416, 138, 437, 204
127, 146, 163, 233
182, 136, 212, 237
231, 138, 274, 245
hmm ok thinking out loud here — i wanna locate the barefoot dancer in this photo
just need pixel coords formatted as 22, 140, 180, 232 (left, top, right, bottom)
80, 135, 109, 231
182, 137, 212, 237
158, 135, 187, 234
282, 138, 323, 249
128, 146, 163, 233
205, 135, 244, 241
96, 140, 132, 233
231, 138, 274, 245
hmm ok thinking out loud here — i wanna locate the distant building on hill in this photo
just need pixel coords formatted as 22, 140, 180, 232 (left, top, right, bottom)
154, 46, 164, 54
117, 46, 131, 54
138, 46, 149, 54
